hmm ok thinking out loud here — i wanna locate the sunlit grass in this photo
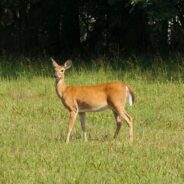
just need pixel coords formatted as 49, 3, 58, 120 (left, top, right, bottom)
0, 56, 184, 183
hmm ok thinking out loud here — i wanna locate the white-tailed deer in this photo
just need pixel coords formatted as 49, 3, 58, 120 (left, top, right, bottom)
51, 58, 134, 143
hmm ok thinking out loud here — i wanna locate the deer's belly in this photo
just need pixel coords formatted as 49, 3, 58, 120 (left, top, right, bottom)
79, 104, 109, 112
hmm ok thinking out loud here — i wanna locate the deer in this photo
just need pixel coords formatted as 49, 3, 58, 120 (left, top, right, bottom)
51, 58, 134, 144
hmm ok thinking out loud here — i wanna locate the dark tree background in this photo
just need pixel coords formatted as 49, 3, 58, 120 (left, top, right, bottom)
0, 0, 184, 57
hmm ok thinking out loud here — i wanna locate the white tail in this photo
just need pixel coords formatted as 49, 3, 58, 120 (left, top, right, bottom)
51, 58, 135, 143
126, 86, 134, 106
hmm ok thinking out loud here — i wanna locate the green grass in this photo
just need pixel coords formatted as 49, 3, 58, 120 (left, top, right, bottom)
0, 56, 184, 183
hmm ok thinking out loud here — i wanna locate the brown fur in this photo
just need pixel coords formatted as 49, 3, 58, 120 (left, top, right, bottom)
51, 58, 134, 143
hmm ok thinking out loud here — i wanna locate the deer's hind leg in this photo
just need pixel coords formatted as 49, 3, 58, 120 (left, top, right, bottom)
110, 102, 133, 143
120, 110, 133, 143
113, 112, 122, 138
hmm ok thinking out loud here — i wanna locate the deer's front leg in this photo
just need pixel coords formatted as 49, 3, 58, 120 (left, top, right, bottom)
66, 110, 78, 144
79, 112, 88, 142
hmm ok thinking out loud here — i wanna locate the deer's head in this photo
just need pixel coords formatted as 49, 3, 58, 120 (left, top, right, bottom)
51, 58, 72, 80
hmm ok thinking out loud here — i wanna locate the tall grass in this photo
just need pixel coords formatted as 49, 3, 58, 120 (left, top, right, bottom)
0, 56, 184, 183
0, 55, 184, 81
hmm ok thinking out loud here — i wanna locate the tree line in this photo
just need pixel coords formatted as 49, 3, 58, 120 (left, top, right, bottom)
0, 0, 184, 57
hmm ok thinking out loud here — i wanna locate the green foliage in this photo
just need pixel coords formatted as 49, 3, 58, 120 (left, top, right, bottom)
0, 0, 184, 55
0, 56, 184, 183
148, 0, 178, 21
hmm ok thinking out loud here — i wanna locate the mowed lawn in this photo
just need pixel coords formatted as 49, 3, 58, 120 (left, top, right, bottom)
0, 58, 184, 183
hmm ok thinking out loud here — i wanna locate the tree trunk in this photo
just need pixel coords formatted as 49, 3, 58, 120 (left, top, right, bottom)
19, 0, 28, 55
61, 0, 80, 55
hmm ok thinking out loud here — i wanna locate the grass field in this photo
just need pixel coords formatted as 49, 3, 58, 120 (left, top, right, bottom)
0, 56, 184, 183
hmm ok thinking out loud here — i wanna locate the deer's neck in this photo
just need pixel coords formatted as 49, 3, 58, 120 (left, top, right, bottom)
55, 78, 66, 98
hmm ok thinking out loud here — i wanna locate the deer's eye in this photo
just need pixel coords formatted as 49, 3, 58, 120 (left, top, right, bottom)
61, 70, 64, 73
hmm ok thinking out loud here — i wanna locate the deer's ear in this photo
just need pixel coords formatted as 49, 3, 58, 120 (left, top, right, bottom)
64, 59, 72, 70
51, 57, 59, 68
